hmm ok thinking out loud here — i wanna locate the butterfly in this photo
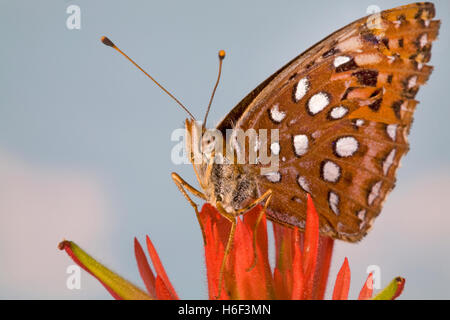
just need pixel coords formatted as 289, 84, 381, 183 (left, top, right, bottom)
102, 1, 439, 292
179, 2, 439, 241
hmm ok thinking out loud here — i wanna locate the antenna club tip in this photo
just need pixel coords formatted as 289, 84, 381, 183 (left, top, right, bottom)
218, 50, 226, 60
101, 36, 115, 48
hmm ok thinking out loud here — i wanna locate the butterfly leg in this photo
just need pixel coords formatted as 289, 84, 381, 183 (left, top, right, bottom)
171, 172, 208, 243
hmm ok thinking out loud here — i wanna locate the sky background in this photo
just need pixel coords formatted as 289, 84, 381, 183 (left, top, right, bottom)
0, 0, 449, 299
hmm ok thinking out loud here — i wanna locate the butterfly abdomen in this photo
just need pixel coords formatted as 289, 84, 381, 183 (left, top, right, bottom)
208, 163, 258, 214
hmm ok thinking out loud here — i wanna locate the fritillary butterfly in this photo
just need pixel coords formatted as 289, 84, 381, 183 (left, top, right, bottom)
181, 2, 440, 242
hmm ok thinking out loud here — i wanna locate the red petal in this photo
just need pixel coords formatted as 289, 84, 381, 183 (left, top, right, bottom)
242, 206, 274, 299
358, 273, 374, 300
155, 276, 174, 300
134, 237, 157, 298
201, 205, 230, 300
284, 268, 293, 299
233, 217, 256, 298
310, 236, 334, 300
242, 205, 269, 257
146, 236, 179, 300
273, 267, 286, 299
202, 211, 220, 299
303, 194, 320, 299
291, 228, 305, 300
202, 203, 230, 245
332, 257, 351, 300
273, 223, 294, 299
233, 210, 273, 299
211, 225, 230, 300
273, 223, 294, 271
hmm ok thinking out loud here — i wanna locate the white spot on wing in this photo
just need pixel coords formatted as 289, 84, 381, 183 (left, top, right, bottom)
408, 75, 417, 89
328, 191, 340, 215
420, 33, 428, 48
334, 136, 359, 157
383, 148, 396, 175
401, 100, 408, 111
357, 209, 366, 221
386, 124, 397, 141
294, 77, 309, 102
355, 119, 365, 127
357, 209, 367, 229
330, 106, 348, 119
368, 181, 382, 205
333, 56, 351, 67
308, 92, 330, 115
336, 36, 362, 52
264, 171, 281, 183
322, 160, 341, 183
270, 142, 280, 155
293, 134, 309, 156
355, 53, 382, 65
297, 176, 311, 193
269, 104, 286, 123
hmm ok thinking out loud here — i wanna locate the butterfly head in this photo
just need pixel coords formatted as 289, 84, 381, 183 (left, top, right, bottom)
185, 118, 258, 215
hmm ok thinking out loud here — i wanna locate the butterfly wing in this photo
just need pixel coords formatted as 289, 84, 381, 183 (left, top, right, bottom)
217, 3, 440, 241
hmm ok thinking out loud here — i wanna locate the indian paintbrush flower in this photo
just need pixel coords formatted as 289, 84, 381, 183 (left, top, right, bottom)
59, 194, 404, 300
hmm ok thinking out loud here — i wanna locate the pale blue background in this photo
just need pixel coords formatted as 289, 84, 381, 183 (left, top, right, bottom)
0, 0, 449, 299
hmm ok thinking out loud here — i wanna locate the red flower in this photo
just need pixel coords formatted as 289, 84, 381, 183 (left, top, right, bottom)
59, 194, 405, 300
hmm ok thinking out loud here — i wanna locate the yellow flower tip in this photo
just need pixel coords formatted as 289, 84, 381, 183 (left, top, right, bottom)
59, 239, 152, 300
373, 276, 405, 300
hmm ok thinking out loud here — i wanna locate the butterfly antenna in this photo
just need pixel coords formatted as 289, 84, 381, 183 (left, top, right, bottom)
203, 50, 225, 127
101, 36, 196, 120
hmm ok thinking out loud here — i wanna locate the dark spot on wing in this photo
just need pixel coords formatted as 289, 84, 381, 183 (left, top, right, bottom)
368, 98, 382, 111
353, 69, 379, 87
335, 58, 358, 73
322, 47, 340, 58
391, 100, 403, 119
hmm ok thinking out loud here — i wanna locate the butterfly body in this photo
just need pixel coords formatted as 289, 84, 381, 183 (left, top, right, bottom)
185, 119, 260, 215
184, 2, 440, 242
208, 162, 258, 214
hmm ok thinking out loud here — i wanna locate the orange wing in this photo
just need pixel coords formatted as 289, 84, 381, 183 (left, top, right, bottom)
220, 3, 440, 241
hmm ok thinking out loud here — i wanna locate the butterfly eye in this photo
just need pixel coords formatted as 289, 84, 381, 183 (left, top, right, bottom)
216, 194, 223, 202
